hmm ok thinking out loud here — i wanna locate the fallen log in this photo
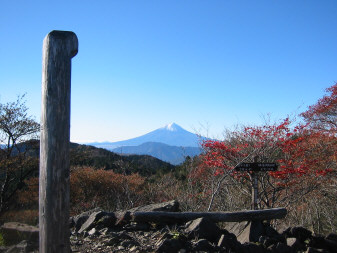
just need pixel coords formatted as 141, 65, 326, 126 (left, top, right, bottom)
131, 208, 287, 224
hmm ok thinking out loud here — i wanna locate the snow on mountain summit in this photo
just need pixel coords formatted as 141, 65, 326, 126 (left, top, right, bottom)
163, 123, 181, 131
88, 123, 205, 164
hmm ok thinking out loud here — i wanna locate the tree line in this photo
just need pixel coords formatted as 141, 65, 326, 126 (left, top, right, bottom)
1, 83, 337, 234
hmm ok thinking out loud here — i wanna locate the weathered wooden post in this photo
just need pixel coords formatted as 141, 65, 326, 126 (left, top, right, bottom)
39, 30, 78, 253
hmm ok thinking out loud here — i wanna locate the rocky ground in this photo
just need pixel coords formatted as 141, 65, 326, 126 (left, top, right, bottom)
1, 200, 337, 252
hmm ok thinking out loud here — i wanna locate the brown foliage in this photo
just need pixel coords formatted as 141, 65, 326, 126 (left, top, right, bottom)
13, 166, 147, 222
0, 209, 38, 225
70, 167, 146, 214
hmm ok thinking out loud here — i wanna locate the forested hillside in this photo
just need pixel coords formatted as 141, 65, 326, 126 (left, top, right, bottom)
70, 142, 175, 176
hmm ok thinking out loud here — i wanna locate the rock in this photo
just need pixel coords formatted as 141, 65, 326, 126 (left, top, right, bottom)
65, 201, 337, 253
71, 207, 102, 230
88, 228, 98, 236
241, 242, 267, 253
0, 246, 8, 253
115, 211, 132, 227
265, 223, 285, 243
129, 245, 138, 252
117, 245, 125, 250
283, 226, 312, 242
309, 235, 328, 250
99, 227, 114, 236
95, 213, 117, 228
184, 217, 221, 243
128, 200, 180, 213
224, 221, 248, 239
0, 223, 39, 246
218, 231, 242, 252
324, 238, 337, 253
191, 239, 214, 251
326, 233, 337, 243
4, 240, 38, 253
237, 221, 265, 243
124, 222, 151, 231
305, 247, 329, 253
258, 235, 279, 248
155, 238, 183, 253
265, 223, 279, 238
275, 242, 294, 253
120, 239, 140, 249
78, 211, 107, 234
287, 237, 306, 251
105, 231, 133, 246
73, 215, 89, 232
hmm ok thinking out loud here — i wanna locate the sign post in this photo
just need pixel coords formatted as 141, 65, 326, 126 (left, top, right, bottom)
252, 173, 258, 210
39, 30, 78, 253
234, 157, 278, 210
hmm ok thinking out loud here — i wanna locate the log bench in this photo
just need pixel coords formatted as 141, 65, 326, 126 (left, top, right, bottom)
130, 207, 287, 224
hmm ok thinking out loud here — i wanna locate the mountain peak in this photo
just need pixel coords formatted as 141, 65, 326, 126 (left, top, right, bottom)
89, 122, 201, 149
163, 123, 181, 131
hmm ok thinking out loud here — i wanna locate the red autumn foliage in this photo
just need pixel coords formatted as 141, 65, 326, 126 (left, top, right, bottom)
301, 82, 337, 133
194, 117, 336, 210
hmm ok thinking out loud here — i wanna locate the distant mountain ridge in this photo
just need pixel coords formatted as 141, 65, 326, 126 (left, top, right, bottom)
88, 123, 204, 165
4, 140, 175, 176
113, 142, 201, 165
90, 123, 201, 150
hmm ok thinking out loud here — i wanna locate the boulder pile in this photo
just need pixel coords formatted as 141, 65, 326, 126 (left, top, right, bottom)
1, 200, 337, 252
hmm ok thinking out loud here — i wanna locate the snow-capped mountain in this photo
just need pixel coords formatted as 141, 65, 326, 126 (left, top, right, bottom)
88, 123, 204, 164
90, 123, 201, 150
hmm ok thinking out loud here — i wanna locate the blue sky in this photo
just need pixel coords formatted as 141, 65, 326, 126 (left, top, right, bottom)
1, 1, 337, 142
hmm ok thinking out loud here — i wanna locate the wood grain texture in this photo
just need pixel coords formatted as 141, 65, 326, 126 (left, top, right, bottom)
39, 30, 78, 253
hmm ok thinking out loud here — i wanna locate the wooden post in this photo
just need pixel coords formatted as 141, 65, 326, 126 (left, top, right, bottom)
251, 172, 258, 210
39, 31, 78, 253
252, 156, 259, 210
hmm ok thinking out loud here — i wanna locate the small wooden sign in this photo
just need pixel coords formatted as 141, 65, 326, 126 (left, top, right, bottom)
235, 162, 278, 172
